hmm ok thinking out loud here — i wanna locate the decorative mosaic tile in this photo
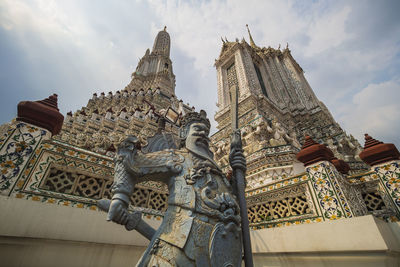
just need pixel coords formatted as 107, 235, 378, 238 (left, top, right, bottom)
307, 162, 351, 220
246, 171, 324, 229
15, 147, 113, 202
0, 123, 49, 195
13, 191, 163, 220
0, 122, 16, 148
43, 139, 114, 168
347, 171, 378, 184
375, 161, 400, 214
251, 216, 324, 230
325, 164, 353, 218
246, 172, 307, 197
10, 138, 166, 219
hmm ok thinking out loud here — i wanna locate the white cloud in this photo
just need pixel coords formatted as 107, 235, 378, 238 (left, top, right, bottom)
0, 0, 156, 116
0, 0, 399, 148
304, 5, 353, 56
146, 0, 400, 143
338, 80, 400, 146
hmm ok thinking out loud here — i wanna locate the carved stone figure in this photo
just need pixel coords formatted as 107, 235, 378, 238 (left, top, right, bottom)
326, 137, 341, 159
338, 135, 357, 161
177, 100, 186, 116
106, 110, 245, 266
144, 109, 155, 121
133, 108, 144, 120
286, 131, 301, 149
268, 119, 288, 146
251, 118, 269, 145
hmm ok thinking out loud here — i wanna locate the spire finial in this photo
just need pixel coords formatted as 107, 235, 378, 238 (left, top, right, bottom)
246, 24, 256, 48
163, 26, 167, 31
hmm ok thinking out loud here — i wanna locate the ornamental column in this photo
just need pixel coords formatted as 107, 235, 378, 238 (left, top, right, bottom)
296, 136, 356, 220
0, 94, 64, 196
359, 134, 400, 216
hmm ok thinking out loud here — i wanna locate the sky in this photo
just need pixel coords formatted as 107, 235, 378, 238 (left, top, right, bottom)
0, 0, 399, 148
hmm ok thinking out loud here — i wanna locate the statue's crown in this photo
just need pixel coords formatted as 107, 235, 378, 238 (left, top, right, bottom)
181, 110, 210, 130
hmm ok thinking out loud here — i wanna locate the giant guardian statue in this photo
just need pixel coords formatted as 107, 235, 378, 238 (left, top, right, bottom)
103, 110, 246, 266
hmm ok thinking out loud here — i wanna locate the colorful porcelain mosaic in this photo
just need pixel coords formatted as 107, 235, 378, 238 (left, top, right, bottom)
246, 172, 308, 197
251, 216, 324, 230
245, 171, 324, 229
7, 136, 167, 218
2, 122, 398, 227
375, 161, 400, 214
347, 171, 378, 184
0, 123, 50, 195
325, 164, 353, 218
307, 162, 353, 220
12, 191, 163, 220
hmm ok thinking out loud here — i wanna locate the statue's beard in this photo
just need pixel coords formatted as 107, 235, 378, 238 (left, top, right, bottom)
186, 135, 212, 158
195, 136, 210, 149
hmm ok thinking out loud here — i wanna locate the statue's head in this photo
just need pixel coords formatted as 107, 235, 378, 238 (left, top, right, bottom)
179, 110, 211, 154
118, 135, 141, 154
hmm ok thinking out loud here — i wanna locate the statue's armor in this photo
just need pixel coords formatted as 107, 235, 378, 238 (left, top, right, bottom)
112, 147, 242, 267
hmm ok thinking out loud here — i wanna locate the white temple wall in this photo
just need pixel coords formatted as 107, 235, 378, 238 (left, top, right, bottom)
0, 195, 157, 267
1, 196, 399, 267
251, 215, 400, 267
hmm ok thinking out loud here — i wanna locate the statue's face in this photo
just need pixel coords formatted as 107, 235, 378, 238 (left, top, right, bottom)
185, 122, 211, 154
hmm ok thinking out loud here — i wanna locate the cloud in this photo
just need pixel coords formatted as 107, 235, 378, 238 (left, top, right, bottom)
146, 0, 400, 145
0, 0, 157, 119
304, 5, 353, 56
338, 80, 400, 147
0, 0, 399, 149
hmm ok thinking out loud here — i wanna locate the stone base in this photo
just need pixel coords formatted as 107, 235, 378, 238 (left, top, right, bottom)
0, 236, 146, 267
1, 196, 399, 267
0, 195, 158, 267
251, 215, 400, 267
253, 251, 400, 267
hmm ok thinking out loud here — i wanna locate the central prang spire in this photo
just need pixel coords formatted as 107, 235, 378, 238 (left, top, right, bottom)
152, 26, 171, 57
128, 27, 176, 97
246, 24, 257, 48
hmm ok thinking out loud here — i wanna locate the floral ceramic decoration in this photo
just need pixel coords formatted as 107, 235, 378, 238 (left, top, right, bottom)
0, 123, 48, 195
376, 162, 400, 212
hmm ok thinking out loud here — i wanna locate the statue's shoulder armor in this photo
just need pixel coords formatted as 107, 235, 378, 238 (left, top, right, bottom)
122, 149, 185, 176
135, 149, 185, 167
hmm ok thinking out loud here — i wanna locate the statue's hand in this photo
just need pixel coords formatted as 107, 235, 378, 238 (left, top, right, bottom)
230, 129, 242, 149
230, 147, 246, 174
229, 148, 246, 173
107, 199, 129, 225
230, 130, 246, 172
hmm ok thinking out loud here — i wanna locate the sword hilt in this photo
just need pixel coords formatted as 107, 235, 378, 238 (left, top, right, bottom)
97, 199, 156, 240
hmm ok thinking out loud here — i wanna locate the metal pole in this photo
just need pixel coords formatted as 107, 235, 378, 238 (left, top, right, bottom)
235, 164, 254, 267
230, 84, 254, 267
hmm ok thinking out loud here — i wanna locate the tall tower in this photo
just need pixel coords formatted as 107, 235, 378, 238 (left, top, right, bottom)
57, 27, 190, 155
125, 26, 176, 98
211, 27, 366, 189
215, 30, 320, 116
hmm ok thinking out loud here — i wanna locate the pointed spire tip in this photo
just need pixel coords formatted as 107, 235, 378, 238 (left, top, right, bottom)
246, 24, 256, 47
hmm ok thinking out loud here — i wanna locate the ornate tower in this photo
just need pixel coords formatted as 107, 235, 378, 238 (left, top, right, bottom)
215, 27, 321, 117
1, 27, 400, 267
211, 26, 367, 189
0, 28, 195, 231
125, 26, 176, 98
58, 27, 190, 156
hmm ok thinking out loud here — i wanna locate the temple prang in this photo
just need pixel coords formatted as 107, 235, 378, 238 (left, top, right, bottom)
0, 27, 399, 266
